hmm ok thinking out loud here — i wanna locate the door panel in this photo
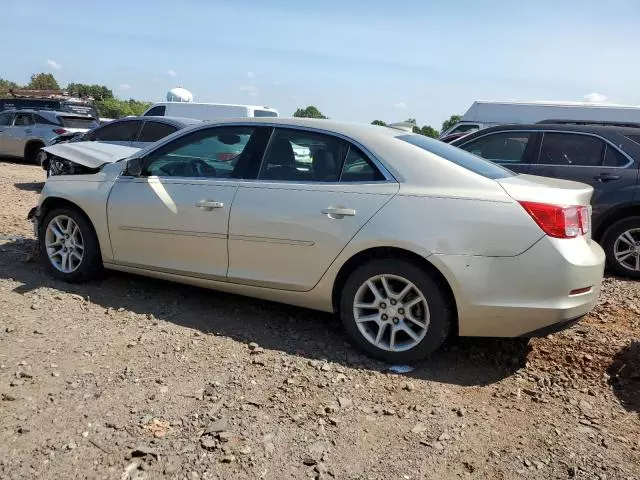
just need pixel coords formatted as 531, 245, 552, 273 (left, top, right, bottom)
107, 178, 237, 278
529, 133, 637, 223
227, 182, 399, 291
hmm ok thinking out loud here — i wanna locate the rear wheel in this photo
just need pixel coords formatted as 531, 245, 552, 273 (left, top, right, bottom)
602, 217, 640, 279
39, 207, 103, 282
339, 259, 452, 363
24, 142, 44, 165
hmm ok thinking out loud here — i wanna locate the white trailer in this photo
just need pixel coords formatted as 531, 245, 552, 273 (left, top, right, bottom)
441, 100, 640, 137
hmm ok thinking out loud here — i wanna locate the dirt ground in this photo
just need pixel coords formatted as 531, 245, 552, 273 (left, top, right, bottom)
0, 160, 638, 480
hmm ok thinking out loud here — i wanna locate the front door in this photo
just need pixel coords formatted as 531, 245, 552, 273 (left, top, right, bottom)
529, 132, 638, 221
106, 125, 265, 278
0, 112, 14, 155
227, 127, 399, 291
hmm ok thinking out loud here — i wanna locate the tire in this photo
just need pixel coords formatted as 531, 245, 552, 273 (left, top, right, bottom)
24, 142, 44, 165
339, 258, 452, 363
601, 216, 640, 279
39, 207, 103, 282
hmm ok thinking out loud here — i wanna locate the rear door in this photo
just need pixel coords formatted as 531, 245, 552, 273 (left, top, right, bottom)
227, 127, 398, 291
529, 132, 637, 222
6, 113, 34, 156
457, 130, 540, 174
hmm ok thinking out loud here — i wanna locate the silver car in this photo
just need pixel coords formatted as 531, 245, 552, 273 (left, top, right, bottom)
29, 118, 605, 362
0, 109, 97, 163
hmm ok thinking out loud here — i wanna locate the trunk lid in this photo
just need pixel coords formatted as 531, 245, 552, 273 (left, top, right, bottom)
496, 174, 593, 206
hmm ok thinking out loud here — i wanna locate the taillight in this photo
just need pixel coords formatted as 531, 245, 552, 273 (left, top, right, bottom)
53, 128, 68, 135
519, 201, 590, 239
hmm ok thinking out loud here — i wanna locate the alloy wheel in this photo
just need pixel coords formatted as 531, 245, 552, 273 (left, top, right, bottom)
353, 274, 430, 352
613, 228, 640, 272
45, 215, 85, 273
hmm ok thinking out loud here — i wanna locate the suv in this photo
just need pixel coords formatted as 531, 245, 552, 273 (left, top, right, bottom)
452, 123, 640, 278
0, 109, 97, 163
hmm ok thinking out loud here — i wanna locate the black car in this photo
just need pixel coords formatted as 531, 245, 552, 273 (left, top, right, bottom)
452, 123, 640, 279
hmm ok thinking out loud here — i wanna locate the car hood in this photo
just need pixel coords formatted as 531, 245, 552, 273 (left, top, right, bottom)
42, 142, 141, 169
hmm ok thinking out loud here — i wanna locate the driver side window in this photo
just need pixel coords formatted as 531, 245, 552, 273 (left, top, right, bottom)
143, 127, 256, 178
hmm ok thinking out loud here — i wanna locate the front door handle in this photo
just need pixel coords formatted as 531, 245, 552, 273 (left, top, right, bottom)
195, 199, 224, 210
322, 207, 356, 219
595, 173, 620, 182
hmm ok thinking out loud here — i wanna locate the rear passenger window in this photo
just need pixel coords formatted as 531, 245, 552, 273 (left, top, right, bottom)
340, 147, 385, 182
460, 132, 533, 164
604, 145, 629, 167
539, 133, 605, 166
138, 121, 177, 142
91, 120, 141, 141
144, 106, 166, 117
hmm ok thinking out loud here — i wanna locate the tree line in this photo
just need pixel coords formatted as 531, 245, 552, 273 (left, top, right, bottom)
294, 105, 461, 138
0, 73, 151, 118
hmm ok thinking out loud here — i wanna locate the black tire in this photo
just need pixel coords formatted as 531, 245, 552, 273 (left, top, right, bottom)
39, 207, 103, 282
601, 216, 640, 279
339, 258, 452, 363
24, 142, 44, 165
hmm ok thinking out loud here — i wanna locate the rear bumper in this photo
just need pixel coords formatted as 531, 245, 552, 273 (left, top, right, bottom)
433, 236, 605, 337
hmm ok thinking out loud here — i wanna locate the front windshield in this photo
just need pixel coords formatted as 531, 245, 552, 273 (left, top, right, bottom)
397, 134, 514, 180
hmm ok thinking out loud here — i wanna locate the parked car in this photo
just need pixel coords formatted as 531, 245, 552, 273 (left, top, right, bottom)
452, 123, 640, 278
42, 116, 201, 175
0, 109, 97, 163
29, 118, 604, 362
0, 95, 100, 120
439, 131, 474, 144
440, 100, 640, 138
143, 102, 279, 120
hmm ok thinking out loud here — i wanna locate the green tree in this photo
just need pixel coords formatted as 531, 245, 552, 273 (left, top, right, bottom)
293, 106, 328, 119
441, 114, 461, 132
27, 72, 60, 90
67, 83, 113, 100
404, 118, 417, 125
95, 97, 152, 118
371, 120, 387, 126
419, 125, 439, 138
0, 78, 21, 93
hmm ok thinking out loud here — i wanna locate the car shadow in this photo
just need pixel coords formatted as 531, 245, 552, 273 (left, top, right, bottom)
608, 341, 640, 412
0, 239, 529, 387
14, 181, 45, 193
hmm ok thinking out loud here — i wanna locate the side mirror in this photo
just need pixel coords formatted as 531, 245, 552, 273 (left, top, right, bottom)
125, 157, 143, 176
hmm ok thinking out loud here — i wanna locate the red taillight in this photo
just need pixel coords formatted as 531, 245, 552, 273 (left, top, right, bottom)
519, 201, 590, 239
53, 128, 68, 135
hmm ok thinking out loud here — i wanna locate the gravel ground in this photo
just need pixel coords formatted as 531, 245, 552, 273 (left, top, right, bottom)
0, 160, 638, 480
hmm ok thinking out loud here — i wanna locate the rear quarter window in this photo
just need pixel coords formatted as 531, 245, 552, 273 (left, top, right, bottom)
397, 134, 514, 180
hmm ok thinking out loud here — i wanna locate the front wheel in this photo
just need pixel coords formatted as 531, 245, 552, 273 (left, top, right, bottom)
339, 259, 452, 363
39, 207, 103, 282
602, 217, 640, 279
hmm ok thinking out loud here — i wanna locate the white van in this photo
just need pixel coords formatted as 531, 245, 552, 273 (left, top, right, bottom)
142, 102, 279, 121
440, 100, 640, 138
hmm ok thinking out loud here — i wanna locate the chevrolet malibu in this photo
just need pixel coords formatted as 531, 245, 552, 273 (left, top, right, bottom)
29, 118, 605, 362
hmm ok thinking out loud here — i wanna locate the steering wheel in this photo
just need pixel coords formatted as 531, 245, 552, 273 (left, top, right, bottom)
193, 159, 217, 177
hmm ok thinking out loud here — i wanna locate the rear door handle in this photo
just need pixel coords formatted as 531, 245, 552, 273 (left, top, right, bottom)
195, 199, 224, 209
595, 173, 620, 182
322, 207, 356, 219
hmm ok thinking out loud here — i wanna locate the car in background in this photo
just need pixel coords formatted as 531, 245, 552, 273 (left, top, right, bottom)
42, 116, 201, 175
30, 118, 604, 362
452, 123, 640, 278
439, 131, 474, 144
0, 109, 97, 163
0, 95, 100, 120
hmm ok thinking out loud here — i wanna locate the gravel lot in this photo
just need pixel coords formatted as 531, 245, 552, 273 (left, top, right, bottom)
0, 160, 638, 480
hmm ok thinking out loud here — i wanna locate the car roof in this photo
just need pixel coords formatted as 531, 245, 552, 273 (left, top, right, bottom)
103, 115, 201, 127
463, 123, 640, 135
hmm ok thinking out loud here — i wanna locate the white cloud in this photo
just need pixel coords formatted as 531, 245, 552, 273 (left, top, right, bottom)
167, 69, 177, 77
393, 102, 406, 108
119, 84, 132, 91
47, 59, 61, 70
584, 92, 607, 103
247, 71, 255, 78
240, 85, 258, 97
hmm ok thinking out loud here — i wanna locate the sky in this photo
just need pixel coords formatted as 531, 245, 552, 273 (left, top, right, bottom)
3, 0, 640, 128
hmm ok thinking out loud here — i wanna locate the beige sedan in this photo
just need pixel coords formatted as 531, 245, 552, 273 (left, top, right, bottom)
30, 118, 605, 362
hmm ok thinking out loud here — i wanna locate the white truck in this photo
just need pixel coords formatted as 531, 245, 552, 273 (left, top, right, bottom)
441, 100, 640, 138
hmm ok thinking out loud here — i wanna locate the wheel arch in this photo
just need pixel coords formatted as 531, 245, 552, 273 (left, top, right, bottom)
594, 203, 640, 241
39, 197, 100, 249
331, 246, 459, 335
